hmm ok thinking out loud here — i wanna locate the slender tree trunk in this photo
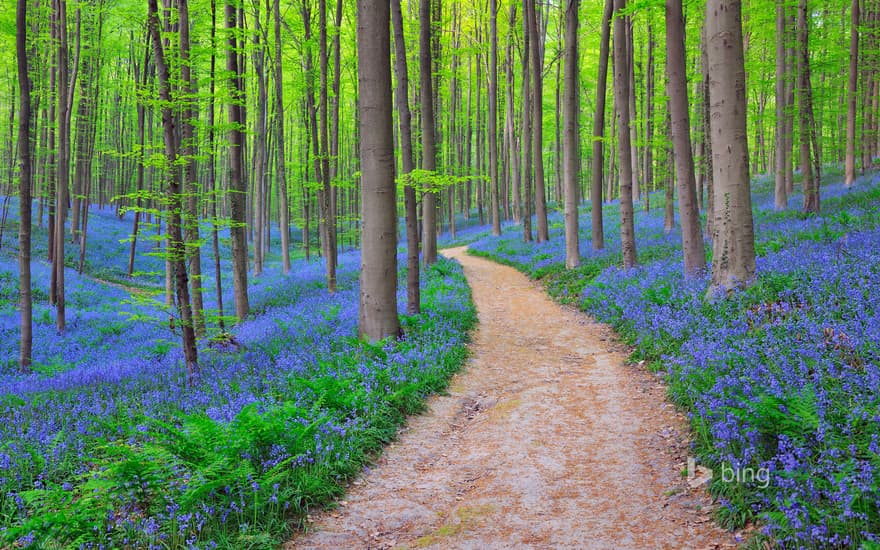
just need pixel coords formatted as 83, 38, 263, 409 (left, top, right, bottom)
591, 0, 612, 251
706, 0, 756, 294
226, 1, 249, 321
147, 0, 199, 380
701, 22, 715, 238
358, 0, 399, 340
845, 0, 859, 187
522, 0, 533, 242
17, 0, 33, 372
563, 0, 579, 268
505, 5, 520, 224
645, 16, 655, 211
128, 38, 150, 278
784, 12, 796, 195
420, 0, 438, 264
627, 16, 639, 204
613, 0, 637, 268
53, 0, 75, 333
319, 0, 337, 290
251, 7, 267, 277
209, 1, 225, 330
798, 0, 820, 213
666, 0, 707, 275
179, 0, 205, 336
392, 0, 420, 315
774, 0, 789, 208
527, 0, 549, 242
489, 0, 501, 236
274, 0, 290, 273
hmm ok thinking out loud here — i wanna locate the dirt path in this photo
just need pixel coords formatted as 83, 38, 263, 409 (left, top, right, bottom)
288, 247, 737, 549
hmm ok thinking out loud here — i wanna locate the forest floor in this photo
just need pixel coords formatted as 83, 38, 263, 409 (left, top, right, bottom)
288, 247, 738, 549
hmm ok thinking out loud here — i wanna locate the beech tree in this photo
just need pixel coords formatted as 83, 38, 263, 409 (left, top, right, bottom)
774, 1, 788, 209
590, 0, 613, 251
420, 0, 438, 265
845, 0, 859, 187
562, 0, 579, 268
17, 0, 32, 372
798, 0, 820, 214
357, 0, 399, 341
526, 0, 549, 243
146, 0, 199, 379
391, 0, 421, 315
706, 0, 756, 293
613, 0, 637, 269
666, 0, 706, 276
226, 1, 250, 321
489, 0, 501, 237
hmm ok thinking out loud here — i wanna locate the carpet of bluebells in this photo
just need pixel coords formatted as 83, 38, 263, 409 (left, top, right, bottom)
471, 168, 880, 547
0, 204, 476, 548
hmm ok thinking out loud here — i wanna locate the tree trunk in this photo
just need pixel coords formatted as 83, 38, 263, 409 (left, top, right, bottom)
147, 0, 199, 380
209, 1, 225, 330
666, 0, 706, 275
521, 0, 532, 242
845, 0, 859, 187
706, 0, 756, 294
591, 0, 612, 251
128, 38, 150, 278
274, 0, 290, 273
489, 0, 501, 236
613, 0, 637, 269
226, 1, 250, 321
563, 0, 579, 268
774, 0, 789, 208
420, 0, 438, 264
527, 0, 549, 242
358, 0, 399, 341
17, 0, 33, 372
179, 0, 205, 336
798, 0, 820, 213
645, 16, 655, 210
319, 0, 338, 290
701, 22, 715, 238
505, 4, 520, 224
392, 0, 420, 315
784, 11, 796, 195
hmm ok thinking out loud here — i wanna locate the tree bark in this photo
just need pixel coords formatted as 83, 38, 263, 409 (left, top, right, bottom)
226, 1, 250, 321
319, 0, 338, 290
798, 0, 820, 213
392, 0, 420, 315
845, 0, 859, 187
527, 0, 549, 242
208, 0, 225, 329
563, 0, 579, 268
358, 0, 399, 341
147, 0, 199, 380
489, 0, 501, 236
274, 0, 291, 273
591, 0, 612, 251
17, 0, 33, 372
521, 0, 532, 242
179, 0, 205, 336
505, 4, 520, 225
666, 0, 706, 275
613, 0, 637, 269
706, 0, 756, 294
420, 0, 438, 264
774, 0, 789, 208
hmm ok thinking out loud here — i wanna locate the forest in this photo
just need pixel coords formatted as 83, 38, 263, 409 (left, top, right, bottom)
2, 0, 880, 547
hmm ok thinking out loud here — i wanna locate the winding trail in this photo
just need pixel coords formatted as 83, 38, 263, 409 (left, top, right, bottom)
288, 247, 737, 549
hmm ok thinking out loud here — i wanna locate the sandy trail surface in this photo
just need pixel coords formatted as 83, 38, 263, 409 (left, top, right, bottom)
288, 247, 736, 549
